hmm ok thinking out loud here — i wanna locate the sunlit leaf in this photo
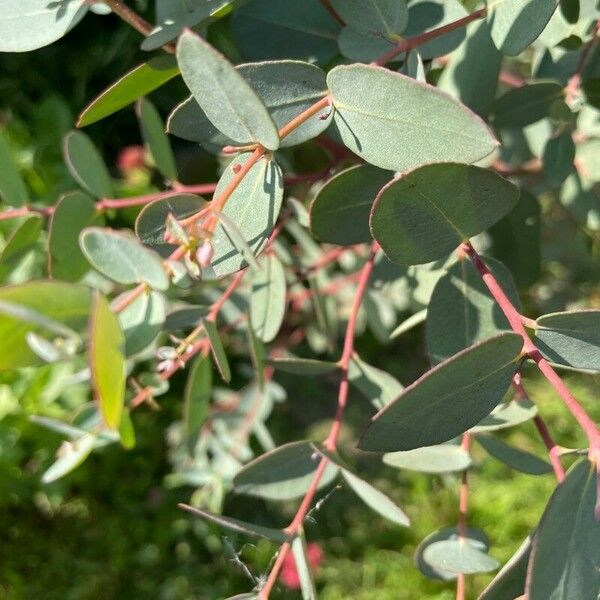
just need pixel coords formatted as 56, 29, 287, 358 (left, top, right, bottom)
250, 253, 286, 343
89, 292, 126, 430
383, 443, 472, 473
203, 319, 231, 383
77, 56, 179, 127
117, 290, 165, 356
371, 163, 519, 266
80, 227, 169, 291
359, 333, 523, 452
41, 433, 96, 484
176, 30, 279, 150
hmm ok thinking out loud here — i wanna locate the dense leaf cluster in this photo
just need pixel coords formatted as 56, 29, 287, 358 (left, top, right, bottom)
0, 1, 599, 598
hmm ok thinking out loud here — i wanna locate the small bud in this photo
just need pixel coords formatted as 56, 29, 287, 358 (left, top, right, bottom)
196, 240, 214, 268
232, 163, 242, 174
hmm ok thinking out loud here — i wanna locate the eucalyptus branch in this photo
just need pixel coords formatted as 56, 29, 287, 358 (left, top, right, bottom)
462, 242, 600, 455
372, 8, 487, 66
258, 242, 379, 599
513, 373, 565, 482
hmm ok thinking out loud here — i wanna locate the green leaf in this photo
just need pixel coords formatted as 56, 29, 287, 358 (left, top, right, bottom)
178, 504, 288, 543
63, 130, 113, 198
330, 0, 408, 38
383, 443, 472, 473
250, 253, 286, 343
0, 129, 29, 207
327, 64, 498, 172
0, 0, 88, 53
478, 535, 532, 600
470, 399, 538, 433
341, 469, 410, 526
41, 433, 96, 484
77, 56, 179, 127
416, 526, 491, 581
489, 0, 560, 56
0, 216, 42, 280
535, 310, 600, 371
210, 154, 283, 278
135, 193, 206, 251
528, 459, 600, 599
370, 163, 519, 266
233, 440, 339, 500
476, 434, 552, 475
492, 82, 565, 128
142, 0, 235, 51
118, 410, 136, 450
203, 319, 231, 383
291, 531, 318, 600
136, 98, 177, 181
309, 165, 392, 245
426, 256, 521, 364
89, 292, 126, 430
269, 356, 340, 375
543, 131, 575, 186
423, 538, 499, 575
80, 227, 169, 291
488, 190, 541, 288
437, 19, 502, 117
348, 355, 403, 410
231, 0, 340, 64
183, 355, 212, 443
176, 30, 279, 150
48, 191, 99, 281
359, 333, 523, 452
559, 0, 580, 22
117, 290, 165, 356
0, 281, 91, 370
582, 78, 600, 109
168, 60, 332, 149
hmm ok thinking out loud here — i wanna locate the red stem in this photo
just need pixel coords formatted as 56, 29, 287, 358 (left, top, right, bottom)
258, 244, 379, 599
372, 8, 486, 66
456, 433, 472, 600
462, 242, 600, 454
513, 373, 565, 482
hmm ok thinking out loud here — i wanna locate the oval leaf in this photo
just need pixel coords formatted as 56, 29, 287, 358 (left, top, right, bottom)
48, 191, 99, 281
117, 290, 165, 356
210, 154, 284, 278
0, 0, 88, 52
358, 333, 523, 452
168, 60, 332, 149
476, 434, 552, 475
77, 56, 179, 127
535, 310, 600, 371
176, 30, 279, 150
250, 253, 287, 343
341, 469, 410, 527
371, 163, 520, 266
233, 440, 339, 500
42, 433, 96, 484
89, 292, 126, 430
310, 165, 392, 245
80, 227, 169, 291
383, 444, 472, 473
136, 98, 177, 181
63, 131, 113, 198
327, 64, 498, 172
489, 0, 560, 56
528, 459, 600, 600
0, 129, 29, 207
330, 0, 408, 38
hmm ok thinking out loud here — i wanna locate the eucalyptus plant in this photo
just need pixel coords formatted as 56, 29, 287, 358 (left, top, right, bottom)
1, 0, 599, 598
